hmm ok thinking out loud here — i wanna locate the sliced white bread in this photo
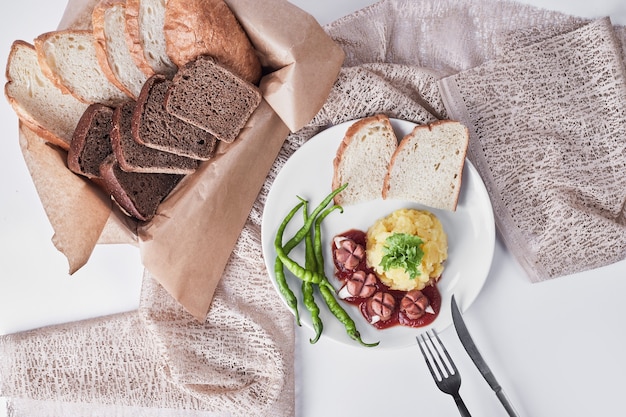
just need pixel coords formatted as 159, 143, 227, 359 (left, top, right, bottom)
332, 114, 398, 205
93, 0, 148, 99
4, 40, 89, 150
383, 120, 469, 211
34, 29, 130, 107
124, 0, 177, 77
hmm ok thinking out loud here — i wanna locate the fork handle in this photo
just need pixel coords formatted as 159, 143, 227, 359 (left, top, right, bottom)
454, 394, 472, 417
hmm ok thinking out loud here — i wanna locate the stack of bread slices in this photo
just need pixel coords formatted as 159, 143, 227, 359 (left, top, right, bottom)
4, 0, 263, 221
332, 114, 470, 211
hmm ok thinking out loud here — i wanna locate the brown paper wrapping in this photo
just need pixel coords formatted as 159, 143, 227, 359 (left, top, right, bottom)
20, 0, 344, 320
19, 125, 124, 266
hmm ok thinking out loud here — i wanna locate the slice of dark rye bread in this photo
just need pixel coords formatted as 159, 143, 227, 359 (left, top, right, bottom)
132, 74, 218, 160
67, 103, 114, 179
165, 55, 262, 143
99, 154, 183, 221
111, 101, 199, 174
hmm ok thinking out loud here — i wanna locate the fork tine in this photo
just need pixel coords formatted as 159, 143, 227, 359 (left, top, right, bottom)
418, 330, 453, 380
417, 333, 440, 381
432, 329, 458, 376
417, 330, 472, 417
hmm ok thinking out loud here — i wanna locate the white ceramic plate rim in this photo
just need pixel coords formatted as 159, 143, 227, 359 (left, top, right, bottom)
261, 118, 495, 349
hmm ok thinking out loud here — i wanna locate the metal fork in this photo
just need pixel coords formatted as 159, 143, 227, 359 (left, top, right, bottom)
417, 330, 472, 417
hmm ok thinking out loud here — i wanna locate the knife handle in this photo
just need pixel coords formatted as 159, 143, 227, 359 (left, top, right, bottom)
496, 390, 520, 417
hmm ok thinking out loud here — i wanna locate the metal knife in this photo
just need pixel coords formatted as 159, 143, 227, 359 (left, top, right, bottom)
451, 295, 520, 417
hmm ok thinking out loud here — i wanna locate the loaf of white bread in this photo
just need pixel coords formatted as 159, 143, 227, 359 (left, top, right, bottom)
333, 115, 469, 211
4, 0, 263, 221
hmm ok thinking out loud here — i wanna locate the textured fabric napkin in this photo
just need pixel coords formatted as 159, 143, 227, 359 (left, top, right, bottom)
3, 0, 626, 416
439, 17, 626, 281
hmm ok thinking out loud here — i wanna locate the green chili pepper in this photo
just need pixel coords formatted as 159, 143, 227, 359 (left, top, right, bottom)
302, 282, 322, 343
273, 184, 378, 347
302, 203, 323, 344
313, 204, 343, 273
273, 200, 305, 325
302, 201, 317, 270
282, 183, 348, 253
319, 284, 379, 348
274, 187, 346, 290
275, 247, 335, 290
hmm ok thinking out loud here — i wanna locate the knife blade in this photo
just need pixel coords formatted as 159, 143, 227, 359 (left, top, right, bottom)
451, 295, 520, 417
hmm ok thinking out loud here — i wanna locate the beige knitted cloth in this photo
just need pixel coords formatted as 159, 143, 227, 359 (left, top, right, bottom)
3, 0, 626, 416
439, 17, 626, 280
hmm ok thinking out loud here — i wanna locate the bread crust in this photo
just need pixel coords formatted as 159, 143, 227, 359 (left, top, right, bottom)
5, 93, 69, 150
124, 0, 177, 77
5, 40, 86, 150
123, 0, 155, 76
332, 114, 389, 192
15, 115, 70, 150
332, 114, 396, 205
165, 55, 262, 143
100, 153, 183, 221
99, 154, 147, 220
34, 29, 130, 106
382, 119, 469, 211
67, 103, 114, 178
164, 0, 262, 85
33, 31, 78, 97
93, 0, 137, 98
111, 101, 199, 174
132, 74, 218, 160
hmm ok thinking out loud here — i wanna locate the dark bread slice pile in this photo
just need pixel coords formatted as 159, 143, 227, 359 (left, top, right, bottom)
64, 58, 262, 222
68, 103, 114, 180
99, 154, 183, 221
68, 100, 190, 221
133, 74, 218, 160
165, 55, 262, 143
111, 100, 199, 174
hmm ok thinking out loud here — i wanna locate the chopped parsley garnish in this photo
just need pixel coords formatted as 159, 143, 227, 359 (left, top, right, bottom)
380, 233, 424, 280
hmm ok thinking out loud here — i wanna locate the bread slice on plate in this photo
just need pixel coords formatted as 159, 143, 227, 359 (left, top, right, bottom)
132, 74, 218, 160
383, 120, 469, 211
164, 0, 261, 84
99, 154, 183, 221
68, 103, 114, 179
111, 101, 199, 174
165, 55, 262, 143
93, 0, 148, 99
4, 41, 89, 150
124, 0, 177, 77
34, 30, 130, 107
332, 114, 398, 205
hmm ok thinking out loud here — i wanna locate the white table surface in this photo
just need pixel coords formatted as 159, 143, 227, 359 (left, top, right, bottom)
1, 0, 626, 416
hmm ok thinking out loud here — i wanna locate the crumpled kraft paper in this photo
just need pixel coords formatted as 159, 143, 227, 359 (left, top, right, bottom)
19, 0, 344, 320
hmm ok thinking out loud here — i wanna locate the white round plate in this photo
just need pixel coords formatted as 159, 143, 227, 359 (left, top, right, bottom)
261, 118, 495, 349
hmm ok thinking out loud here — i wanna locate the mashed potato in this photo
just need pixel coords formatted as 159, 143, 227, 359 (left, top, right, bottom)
366, 209, 447, 291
